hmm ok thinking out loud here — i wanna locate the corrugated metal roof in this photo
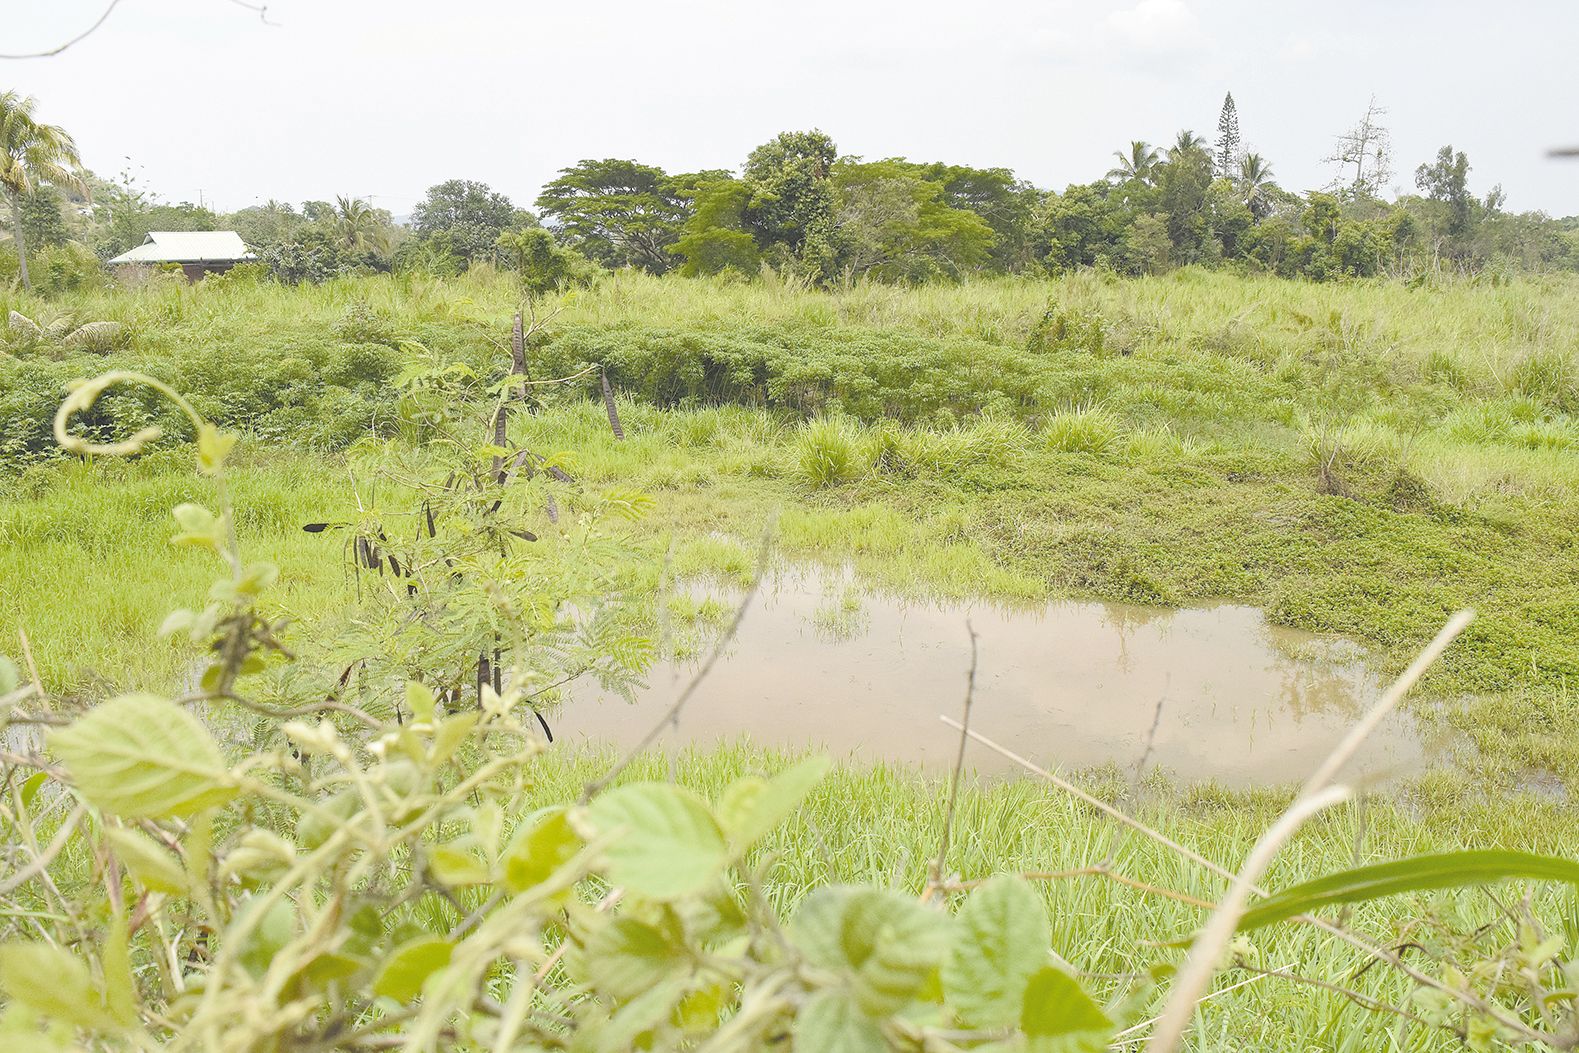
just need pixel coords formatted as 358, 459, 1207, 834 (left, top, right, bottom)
108, 231, 258, 265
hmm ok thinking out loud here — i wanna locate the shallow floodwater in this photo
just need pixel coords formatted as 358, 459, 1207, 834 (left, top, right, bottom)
563, 567, 1439, 786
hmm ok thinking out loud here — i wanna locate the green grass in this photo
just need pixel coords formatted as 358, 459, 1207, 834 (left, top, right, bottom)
0, 448, 358, 693
531, 746, 1579, 1051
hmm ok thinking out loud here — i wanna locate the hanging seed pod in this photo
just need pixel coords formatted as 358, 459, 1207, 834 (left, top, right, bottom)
601, 369, 625, 441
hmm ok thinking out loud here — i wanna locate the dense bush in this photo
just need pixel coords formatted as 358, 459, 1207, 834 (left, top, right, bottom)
539, 323, 1060, 422
0, 334, 410, 460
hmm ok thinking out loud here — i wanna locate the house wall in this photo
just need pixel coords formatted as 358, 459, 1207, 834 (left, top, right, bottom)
179, 262, 239, 283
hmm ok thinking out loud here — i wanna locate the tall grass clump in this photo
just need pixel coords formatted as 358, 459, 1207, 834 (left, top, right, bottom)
1507, 348, 1578, 412
1042, 403, 1122, 455
794, 415, 868, 487
862, 416, 1030, 479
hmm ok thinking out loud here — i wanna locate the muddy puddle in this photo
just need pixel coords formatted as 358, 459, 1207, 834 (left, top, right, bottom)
562, 567, 1444, 786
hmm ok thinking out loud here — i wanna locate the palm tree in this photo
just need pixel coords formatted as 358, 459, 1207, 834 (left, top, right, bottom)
1106, 141, 1160, 184
1, 92, 85, 292
1167, 130, 1211, 163
1238, 154, 1278, 220
332, 195, 388, 254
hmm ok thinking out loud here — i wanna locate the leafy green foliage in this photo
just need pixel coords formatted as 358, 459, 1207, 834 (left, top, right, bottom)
0, 366, 1132, 1052
583, 782, 729, 899
10, 275, 1579, 1050
0, 942, 127, 1031
536, 158, 690, 273
372, 937, 454, 1002
829, 158, 996, 282
1020, 965, 1113, 1050
944, 876, 1052, 1026
408, 178, 527, 268
48, 692, 237, 818
495, 226, 594, 294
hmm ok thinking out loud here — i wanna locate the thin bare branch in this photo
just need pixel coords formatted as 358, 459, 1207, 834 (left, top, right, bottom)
226, 0, 281, 26
939, 865, 1215, 911
0, 0, 124, 60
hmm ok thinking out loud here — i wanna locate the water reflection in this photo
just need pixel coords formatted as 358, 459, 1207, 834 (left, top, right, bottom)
564, 566, 1436, 787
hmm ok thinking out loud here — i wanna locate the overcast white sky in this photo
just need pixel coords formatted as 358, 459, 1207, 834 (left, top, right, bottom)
6, 0, 1576, 218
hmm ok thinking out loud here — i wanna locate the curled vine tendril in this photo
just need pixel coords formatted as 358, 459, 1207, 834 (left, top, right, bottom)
53, 370, 207, 460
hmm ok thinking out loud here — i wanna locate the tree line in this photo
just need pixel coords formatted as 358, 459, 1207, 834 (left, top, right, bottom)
4, 90, 1576, 294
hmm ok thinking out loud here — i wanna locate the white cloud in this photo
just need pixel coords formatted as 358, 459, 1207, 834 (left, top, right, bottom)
1105, 0, 1204, 53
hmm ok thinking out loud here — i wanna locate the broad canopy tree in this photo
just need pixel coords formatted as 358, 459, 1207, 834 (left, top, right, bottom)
828, 159, 995, 282
740, 129, 840, 275
535, 159, 689, 274
670, 174, 760, 278
410, 179, 526, 267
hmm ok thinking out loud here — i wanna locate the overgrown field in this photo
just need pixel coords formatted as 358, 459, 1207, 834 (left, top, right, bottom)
4, 268, 1579, 1048
5, 268, 1579, 775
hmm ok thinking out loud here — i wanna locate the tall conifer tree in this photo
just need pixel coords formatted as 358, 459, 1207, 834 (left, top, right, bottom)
1214, 93, 1242, 180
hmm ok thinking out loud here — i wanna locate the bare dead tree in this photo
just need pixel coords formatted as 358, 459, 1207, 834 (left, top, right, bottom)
1323, 96, 1393, 197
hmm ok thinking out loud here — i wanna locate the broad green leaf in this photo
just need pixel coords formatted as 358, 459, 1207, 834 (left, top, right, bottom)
210, 562, 278, 604
501, 808, 581, 893
944, 875, 1050, 1027
49, 694, 238, 819
0, 942, 123, 1030
791, 887, 946, 1016
170, 503, 225, 552
791, 886, 859, 969
0, 656, 18, 696
18, 772, 46, 811
1235, 850, 1579, 933
219, 829, 297, 885
105, 827, 188, 895
237, 897, 296, 978
426, 846, 490, 887
587, 979, 686, 1053
717, 755, 830, 854
405, 681, 436, 723
195, 423, 237, 476
842, 889, 948, 1016
157, 609, 197, 639
1020, 966, 1111, 1051
0, 1008, 74, 1053
795, 990, 886, 1053
583, 917, 689, 1000
429, 712, 479, 766
373, 937, 453, 1002
674, 983, 727, 1033
294, 950, 367, 991
584, 783, 727, 900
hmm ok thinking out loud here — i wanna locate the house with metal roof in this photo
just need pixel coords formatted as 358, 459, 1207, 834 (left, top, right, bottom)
107, 231, 258, 281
